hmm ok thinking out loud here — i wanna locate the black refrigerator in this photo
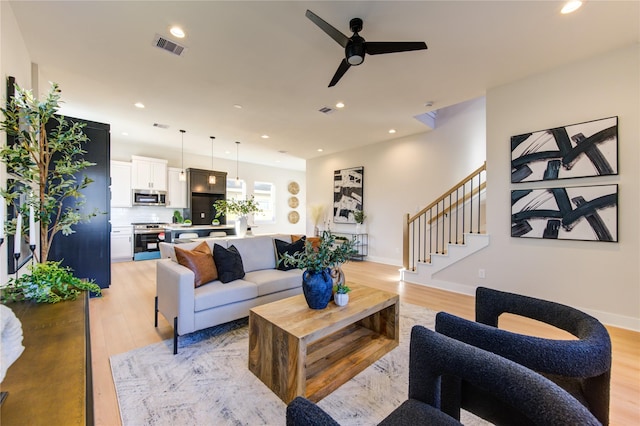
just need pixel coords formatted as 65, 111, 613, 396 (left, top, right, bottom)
47, 117, 111, 289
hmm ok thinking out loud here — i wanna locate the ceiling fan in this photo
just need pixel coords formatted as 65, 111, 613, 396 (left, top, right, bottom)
305, 9, 428, 87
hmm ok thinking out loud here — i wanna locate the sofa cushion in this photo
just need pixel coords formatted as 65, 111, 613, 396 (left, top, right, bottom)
213, 244, 246, 283
292, 234, 321, 250
274, 237, 306, 271
174, 241, 218, 287
231, 236, 277, 272
244, 269, 303, 297
194, 279, 258, 312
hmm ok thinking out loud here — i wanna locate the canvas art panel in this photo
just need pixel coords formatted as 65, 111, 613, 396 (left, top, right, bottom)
511, 116, 618, 183
333, 167, 364, 224
511, 184, 617, 242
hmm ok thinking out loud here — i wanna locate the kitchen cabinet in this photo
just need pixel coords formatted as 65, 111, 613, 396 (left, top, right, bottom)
167, 167, 188, 209
111, 226, 133, 262
131, 155, 167, 191
110, 160, 132, 207
188, 168, 226, 194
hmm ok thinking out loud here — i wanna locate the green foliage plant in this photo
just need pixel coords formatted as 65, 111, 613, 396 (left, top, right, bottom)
334, 282, 351, 294
214, 196, 262, 218
1, 260, 101, 304
354, 210, 367, 224
0, 81, 98, 262
279, 231, 357, 273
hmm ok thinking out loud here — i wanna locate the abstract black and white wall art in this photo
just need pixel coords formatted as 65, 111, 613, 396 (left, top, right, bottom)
511, 116, 618, 183
511, 184, 618, 242
333, 166, 363, 223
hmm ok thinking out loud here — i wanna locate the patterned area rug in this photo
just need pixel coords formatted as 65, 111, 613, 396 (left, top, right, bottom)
111, 303, 487, 425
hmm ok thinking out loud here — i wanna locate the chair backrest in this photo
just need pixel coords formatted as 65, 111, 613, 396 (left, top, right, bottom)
409, 326, 601, 426
435, 286, 611, 424
178, 232, 199, 239
209, 231, 227, 237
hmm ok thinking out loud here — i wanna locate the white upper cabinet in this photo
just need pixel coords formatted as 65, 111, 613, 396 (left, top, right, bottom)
167, 167, 187, 208
131, 155, 168, 191
110, 160, 132, 207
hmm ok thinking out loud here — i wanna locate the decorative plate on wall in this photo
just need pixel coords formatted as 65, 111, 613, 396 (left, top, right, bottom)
288, 211, 300, 224
288, 196, 299, 208
288, 181, 300, 195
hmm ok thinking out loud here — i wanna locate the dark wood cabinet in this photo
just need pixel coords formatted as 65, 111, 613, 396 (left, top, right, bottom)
188, 168, 226, 194
186, 168, 227, 225
48, 117, 111, 288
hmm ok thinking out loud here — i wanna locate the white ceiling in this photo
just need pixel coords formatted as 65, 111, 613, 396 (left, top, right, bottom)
8, 1, 639, 171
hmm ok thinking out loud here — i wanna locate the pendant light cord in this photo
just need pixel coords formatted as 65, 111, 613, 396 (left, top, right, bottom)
235, 141, 240, 181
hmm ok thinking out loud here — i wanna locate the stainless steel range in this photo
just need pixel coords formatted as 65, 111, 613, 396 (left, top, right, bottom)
132, 223, 169, 261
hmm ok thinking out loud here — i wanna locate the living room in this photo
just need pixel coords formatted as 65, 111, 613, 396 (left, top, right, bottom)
1, 1, 638, 425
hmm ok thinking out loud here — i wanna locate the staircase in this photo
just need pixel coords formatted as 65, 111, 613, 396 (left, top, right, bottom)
401, 163, 489, 286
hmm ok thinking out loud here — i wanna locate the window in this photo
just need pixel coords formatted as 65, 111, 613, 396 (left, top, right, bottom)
253, 181, 275, 224
225, 178, 246, 222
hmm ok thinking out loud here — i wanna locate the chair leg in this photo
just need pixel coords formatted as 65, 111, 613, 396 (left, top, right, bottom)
173, 317, 179, 355
154, 296, 158, 327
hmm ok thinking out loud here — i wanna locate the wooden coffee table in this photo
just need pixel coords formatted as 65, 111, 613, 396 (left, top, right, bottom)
248, 283, 399, 404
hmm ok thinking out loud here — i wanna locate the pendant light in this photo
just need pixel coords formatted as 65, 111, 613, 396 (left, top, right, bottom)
208, 136, 216, 185
179, 129, 186, 181
235, 141, 241, 182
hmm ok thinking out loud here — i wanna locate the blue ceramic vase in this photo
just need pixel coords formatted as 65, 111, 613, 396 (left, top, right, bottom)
302, 268, 333, 309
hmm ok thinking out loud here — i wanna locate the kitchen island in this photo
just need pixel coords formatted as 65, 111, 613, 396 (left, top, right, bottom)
164, 224, 235, 242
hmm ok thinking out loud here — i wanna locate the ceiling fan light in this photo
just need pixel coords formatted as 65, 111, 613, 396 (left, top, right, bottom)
348, 55, 364, 65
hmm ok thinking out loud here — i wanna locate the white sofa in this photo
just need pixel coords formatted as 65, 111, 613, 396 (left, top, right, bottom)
155, 234, 303, 354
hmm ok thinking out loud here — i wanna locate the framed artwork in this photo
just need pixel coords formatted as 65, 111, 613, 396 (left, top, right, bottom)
333, 166, 363, 224
511, 184, 617, 242
511, 116, 618, 183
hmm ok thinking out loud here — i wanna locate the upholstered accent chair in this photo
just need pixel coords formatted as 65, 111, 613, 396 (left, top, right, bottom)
435, 286, 611, 425
286, 326, 600, 426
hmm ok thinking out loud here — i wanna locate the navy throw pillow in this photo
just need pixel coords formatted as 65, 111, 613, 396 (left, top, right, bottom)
213, 244, 245, 283
275, 237, 306, 271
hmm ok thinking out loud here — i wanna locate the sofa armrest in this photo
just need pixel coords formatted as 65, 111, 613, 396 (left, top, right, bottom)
156, 259, 196, 335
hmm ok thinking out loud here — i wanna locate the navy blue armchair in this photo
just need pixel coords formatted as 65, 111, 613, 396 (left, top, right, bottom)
286, 325, 600, 426
435, 286, 611, 425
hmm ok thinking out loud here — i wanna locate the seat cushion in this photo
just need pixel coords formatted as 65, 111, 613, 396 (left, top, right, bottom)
174, 241, 218, 287
244, 269, 302, 296
194, 279, 258, 312
378, 399, 461, 426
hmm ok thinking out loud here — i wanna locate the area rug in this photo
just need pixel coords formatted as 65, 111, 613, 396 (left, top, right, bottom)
111, 303, 487, 425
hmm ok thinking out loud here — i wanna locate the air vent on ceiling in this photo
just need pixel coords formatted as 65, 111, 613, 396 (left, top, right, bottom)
153, 123, 170, 129
318, 106, 334, 114
152, 34, 187, 56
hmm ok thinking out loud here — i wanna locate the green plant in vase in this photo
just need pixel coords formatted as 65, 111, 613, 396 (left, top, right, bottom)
213, 196, 262, 237
280, 231, 356, 309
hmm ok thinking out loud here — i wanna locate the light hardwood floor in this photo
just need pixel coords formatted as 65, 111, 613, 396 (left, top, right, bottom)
91, 259, 640, 425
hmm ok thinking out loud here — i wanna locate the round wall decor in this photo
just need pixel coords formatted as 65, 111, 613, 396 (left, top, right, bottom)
288, 211, 300, 224
288, 181, 300, 195
288, 196, 299, 208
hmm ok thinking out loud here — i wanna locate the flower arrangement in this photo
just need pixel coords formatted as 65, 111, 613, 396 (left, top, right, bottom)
213, 196, 262, 217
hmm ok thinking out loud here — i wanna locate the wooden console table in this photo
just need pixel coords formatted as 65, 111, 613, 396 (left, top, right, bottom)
0, 294, 92, 425
248, 283, 399, 404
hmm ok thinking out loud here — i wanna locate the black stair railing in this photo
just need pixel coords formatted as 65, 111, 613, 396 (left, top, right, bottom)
403, 162, 486, 271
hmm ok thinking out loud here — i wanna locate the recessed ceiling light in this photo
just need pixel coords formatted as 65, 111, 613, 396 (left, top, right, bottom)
335, 102, 345, 109
561, 0, 582, 14
389, 129, 397, 134
233, 104, 243, 109
134, 102, 145, 109
261, 134, 269, 139
170, 26, 185, 38
317, 148, 324, 152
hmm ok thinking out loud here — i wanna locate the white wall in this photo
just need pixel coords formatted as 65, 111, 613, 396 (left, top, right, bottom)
111, 142, 307, 235
437, 44, 640, 330
306, 97, 487, 264
1, 2, 34, 284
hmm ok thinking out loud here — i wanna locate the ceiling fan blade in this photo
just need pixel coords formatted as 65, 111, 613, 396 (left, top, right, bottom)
328, 59, 351, 87
305, 10, 350, 48
365, 41, 428, 55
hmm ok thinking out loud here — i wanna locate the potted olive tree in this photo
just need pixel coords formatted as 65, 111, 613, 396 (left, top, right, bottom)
280, 231, 356, 309
0, 81, 101, 303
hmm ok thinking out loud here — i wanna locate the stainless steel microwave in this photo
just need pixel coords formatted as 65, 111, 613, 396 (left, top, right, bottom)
132, 190, 166, 206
